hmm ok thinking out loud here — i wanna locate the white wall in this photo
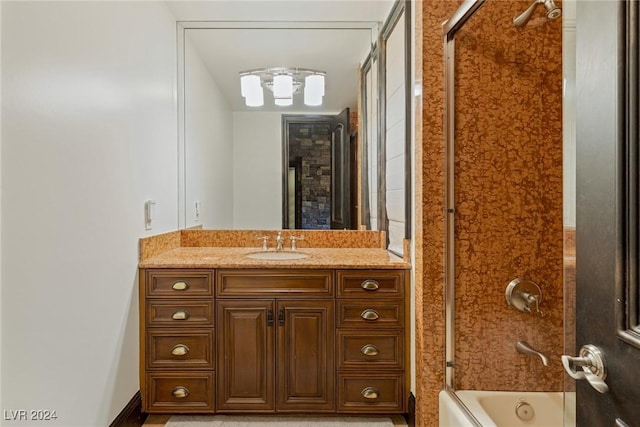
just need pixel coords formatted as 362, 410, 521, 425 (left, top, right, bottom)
184, 36, 234, 229
385, 14, 407, 255
0, 0, 3, 414
1, 2, 178, 426
232, 112, 284, 229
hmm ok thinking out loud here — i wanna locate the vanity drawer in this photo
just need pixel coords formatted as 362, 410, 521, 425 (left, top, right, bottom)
217, 269, 333, 297
146, 300, 214, 327
147, 330, 214, 370
337, 270, 404, 298
146, 372, 214, 413
337, 300, 404, 328
337, 373, 404, 413
337, 331, 404, 370
145, 270, 213, 298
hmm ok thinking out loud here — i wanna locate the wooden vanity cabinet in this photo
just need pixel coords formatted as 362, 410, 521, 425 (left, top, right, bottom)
215, 300, 274, 411
141, 269, 215, 413
216, 269, 335, 413
336, 269, 407, 413
140, 267, 408, 415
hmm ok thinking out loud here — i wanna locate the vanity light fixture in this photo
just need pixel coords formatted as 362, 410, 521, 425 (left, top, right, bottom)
239, 67, 325, 107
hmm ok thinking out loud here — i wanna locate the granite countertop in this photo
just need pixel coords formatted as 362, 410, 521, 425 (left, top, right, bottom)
138, 246, 410, 269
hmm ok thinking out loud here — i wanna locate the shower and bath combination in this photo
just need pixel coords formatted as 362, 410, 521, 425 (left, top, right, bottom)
514, 0, 562, 27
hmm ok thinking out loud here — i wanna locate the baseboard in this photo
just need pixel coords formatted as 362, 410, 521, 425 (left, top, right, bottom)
109, 391, 148, 427
405, 392, 416, 427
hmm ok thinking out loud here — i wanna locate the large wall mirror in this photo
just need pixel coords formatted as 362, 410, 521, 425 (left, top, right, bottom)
176, 1, 411, 253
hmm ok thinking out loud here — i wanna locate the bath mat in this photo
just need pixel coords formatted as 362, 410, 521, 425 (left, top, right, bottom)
166, 415, 395, 427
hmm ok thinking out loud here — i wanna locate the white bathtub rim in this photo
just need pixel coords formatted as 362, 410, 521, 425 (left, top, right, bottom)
440, 389, 570, 427
439, 388, 488, 427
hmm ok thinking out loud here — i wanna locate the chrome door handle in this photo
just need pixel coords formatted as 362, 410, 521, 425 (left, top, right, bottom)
561, 344, 609, 393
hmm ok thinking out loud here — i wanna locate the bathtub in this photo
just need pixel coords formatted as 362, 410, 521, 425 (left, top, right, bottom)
439, 389, 575, 427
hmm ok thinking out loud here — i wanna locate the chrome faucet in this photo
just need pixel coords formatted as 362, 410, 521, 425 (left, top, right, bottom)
516, 341, 549, 366
275, 232, 285, 251
255, 235, 269, 251
290, 235, 304, 251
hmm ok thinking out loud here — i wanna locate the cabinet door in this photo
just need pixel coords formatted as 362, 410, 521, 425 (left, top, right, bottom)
216, 300, 274, 412
276, 300, 335, 412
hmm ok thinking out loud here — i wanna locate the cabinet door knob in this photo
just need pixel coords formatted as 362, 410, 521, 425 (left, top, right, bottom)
360, 279, 380, 291
361, 387, 380, 399
361, 309, 380, 320
171, 386, 190, 398
171, 310, 190, 320
361, 344, 380, 356
172, 281, 189, 291
171, 344, 190, 356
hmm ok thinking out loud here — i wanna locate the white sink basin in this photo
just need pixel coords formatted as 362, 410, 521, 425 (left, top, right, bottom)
245, 251, 310, 260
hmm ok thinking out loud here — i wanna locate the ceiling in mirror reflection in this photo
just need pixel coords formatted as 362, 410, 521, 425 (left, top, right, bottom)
166, 1, 394, 23
186, 28, 373, 112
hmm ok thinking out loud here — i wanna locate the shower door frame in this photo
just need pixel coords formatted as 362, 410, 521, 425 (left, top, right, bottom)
442, 1, 486, 425
442, 0, 486, 389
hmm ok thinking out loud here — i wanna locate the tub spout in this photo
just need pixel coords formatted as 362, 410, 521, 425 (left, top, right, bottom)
516, 341, 549, 366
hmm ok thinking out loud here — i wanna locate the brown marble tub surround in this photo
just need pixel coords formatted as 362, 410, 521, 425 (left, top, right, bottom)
415, 0, 563, 425
452, 0, 563, 393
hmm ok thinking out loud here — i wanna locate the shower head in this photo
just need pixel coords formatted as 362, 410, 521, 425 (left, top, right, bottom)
543, 0, 562, 20
513, 0, 562, 27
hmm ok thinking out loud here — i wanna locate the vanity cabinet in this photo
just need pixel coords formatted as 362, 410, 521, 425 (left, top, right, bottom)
139, 266, 408, 415
335, 270, 406, 413
216, 269, 334, 413
216, 299, 334, 412
141, 269, 215, 413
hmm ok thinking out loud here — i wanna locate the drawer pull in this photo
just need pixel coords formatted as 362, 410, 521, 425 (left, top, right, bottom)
171, 310, 190, 320
361, 309, 380, 320
171, 344, 190, 356
361, 387, 380, 400
361, 344, 380, 356
171, 386, 190, 398
172, 281, 189, 291
360, 280, 380, 291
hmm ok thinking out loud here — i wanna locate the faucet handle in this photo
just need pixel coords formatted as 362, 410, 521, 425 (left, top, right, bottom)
524, 293, 544, 317
290, 235, 304, 251
505, 278, 544, 317
255, 235, 269, 251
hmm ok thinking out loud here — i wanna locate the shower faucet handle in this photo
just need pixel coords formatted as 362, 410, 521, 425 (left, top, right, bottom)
524, 293, 544, 317
505, 278, 544, 317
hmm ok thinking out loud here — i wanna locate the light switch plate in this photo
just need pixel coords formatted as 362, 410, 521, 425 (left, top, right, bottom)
145, 200, 156, 230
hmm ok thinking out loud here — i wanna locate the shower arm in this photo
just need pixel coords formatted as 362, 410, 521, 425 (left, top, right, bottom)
513, 0, 542, 27
514, 0, 562, 27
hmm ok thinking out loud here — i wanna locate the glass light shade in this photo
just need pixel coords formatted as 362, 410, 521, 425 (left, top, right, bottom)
304, 74, 325, 106
240, 74, 264, 107
240, 74, 260, 97
274, 97, 293, 107
245, 86, 264, 107
273, 74, 293, 98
